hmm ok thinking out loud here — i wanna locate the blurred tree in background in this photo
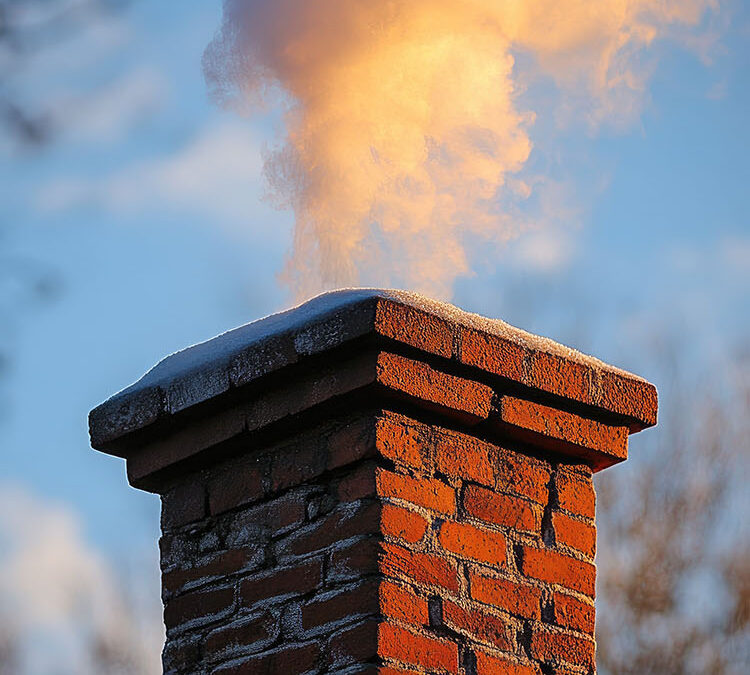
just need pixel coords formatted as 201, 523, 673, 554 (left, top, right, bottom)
0, 0, 128, 411
596, 340, 750, 674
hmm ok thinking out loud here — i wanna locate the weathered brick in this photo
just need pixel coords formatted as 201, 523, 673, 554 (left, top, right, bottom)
464, 485, 542, 534
434, 427, 495, 486
381, 503, 429, 544
278, 501, 380, 557
208, 455, 266, 516
327, 619, 378, 668
556, 469, 595, 520
553, 592, 595, 634
326, 417, 377, 470
552, 512, 596, 558
530, 628, 595, 669
497, 395, 628, 463
528, 352, 592, 406
438, 521, 507, 567
239, 558, 323, 606
496, 448, 551, 505
213, 642, 321, 675
204, 611, 278, 656
380, 542, 459, 593
379, 581, 429, 626
163, 586, 234, 630
442, 600, 512, 650
374, 301, 454, 359
329, 538, 380, 581
521, 547, 595, 597
301, 581, 379, 631
459, 328, 526, 383
598, 369, 658, 428
475, 649, 540, 675
376, 413, 425, 469
161, 476, 206, 529
375, 352, 493, 424
469, 572, 542, 620
378, 623, 459, 673
270, 441, 328, 493
336, 462, 377, 502
377, 469, 455, 515
163, 548, 261, 595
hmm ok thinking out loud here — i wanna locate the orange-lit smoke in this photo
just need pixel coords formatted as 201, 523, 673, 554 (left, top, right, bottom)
204, 0, 717, 300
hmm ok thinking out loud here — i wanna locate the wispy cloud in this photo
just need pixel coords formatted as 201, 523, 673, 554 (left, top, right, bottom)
52, 67, 169, 144
38, 121, 268, 227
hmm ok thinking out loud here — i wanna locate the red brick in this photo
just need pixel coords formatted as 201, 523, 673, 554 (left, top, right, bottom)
279, 501, 380, 557
438, 521, 507, 567
336, 462, 377, 502
161, 477, 206, 528
475, 649, 540, 675
552, 512, 596, 558
326, 417, 377, 470
379, 581, 429, 626
239, 559, 322, 606
302, 582, 379, 630
528, 351, 592, 406
378, 623, 459, 673
380, 542, 459, 593
214, 642, 321, 675
434, 427, 495, 486
204, 611, 277, 655
329, 538, 380, 580
376, 414, 425, 469
521, 547, 595, 597
162, 636, 201, 672
328, 620, 378, 667
381, 503, 429, 544
496, 449, 551, 505
163, 548, 258, 594
469, 572, 542, 620
443, 600, 512, 650
464, 485, 542, 534
164, 586, 234, 629
208, 456, 265, 515
530, 628, 595, 669
377, 469, 455, 515
255, 490, 308, 535
375, 352, 493, 423
270, 441, 327, 493
374, 301, 454, 359
556, 470, 595, 520
598, 369, 658, 428
459, 328, 526, 383
497, 395, 628, 461
553, 592, 595, 634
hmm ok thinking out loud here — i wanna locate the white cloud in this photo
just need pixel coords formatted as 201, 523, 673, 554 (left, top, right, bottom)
0, 484, 162, 675
39, 121, 268, 228
54, 67, 169, 144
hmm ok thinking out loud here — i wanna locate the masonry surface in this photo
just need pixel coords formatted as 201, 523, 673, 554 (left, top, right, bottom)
89, 289, 657, 675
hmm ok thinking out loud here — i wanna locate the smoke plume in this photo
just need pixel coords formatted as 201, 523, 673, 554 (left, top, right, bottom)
204, 0, 717, 300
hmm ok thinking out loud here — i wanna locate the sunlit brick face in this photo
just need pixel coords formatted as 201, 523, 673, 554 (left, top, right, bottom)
90, 290, 657, 674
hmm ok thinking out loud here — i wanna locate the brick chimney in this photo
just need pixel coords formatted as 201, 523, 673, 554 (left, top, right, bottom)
89, 290, 657, 675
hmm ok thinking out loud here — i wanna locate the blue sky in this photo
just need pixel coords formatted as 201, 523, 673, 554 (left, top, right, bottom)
0, 1, 747, 670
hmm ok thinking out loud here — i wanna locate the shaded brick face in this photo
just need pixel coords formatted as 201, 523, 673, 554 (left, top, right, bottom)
158, 411, 598, 674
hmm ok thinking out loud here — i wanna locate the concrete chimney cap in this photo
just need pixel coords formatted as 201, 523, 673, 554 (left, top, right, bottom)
89, 288, 657, 451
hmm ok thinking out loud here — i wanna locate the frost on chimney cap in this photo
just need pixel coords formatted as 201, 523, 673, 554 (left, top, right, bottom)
89, 288, 657, 450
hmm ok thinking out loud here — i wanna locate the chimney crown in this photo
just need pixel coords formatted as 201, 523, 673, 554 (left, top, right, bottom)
90, 290, 657, 674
